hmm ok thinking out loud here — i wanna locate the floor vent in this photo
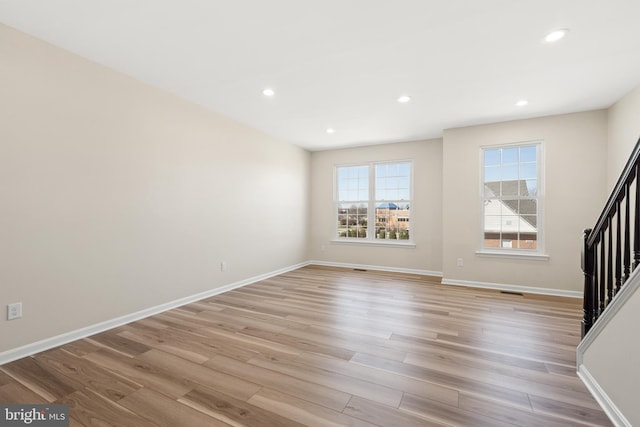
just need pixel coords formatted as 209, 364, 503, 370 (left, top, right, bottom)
500, 290, 524, 296
353, 268, 368, 272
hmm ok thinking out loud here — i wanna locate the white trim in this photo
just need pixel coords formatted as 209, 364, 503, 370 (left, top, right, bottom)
577, 265, 640, 363
577, 365, 631, 427
0, 262, 308, 366
476, 250, 549, 261
309, 260, 442, 278
441, 277, 582, 298
330, 239, 416, 248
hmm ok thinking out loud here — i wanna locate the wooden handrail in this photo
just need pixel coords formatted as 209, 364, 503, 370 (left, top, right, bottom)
587, 138, 640, 247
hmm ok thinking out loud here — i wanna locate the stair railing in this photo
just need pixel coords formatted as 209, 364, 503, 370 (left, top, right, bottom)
582, 137, 640, 337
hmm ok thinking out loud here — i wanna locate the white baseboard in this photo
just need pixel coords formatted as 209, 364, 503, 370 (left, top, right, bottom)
577, 365, 630, 427
0, 262, 308, 366
308, 260, 443, 278
441, 277, 582, 298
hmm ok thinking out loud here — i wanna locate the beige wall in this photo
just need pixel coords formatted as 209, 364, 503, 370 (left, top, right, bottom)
607, 85, 640, 189
442, 111, 608, 292
0, 24, 310, 353
309, 139, 443, 274
581, 280, 640, 426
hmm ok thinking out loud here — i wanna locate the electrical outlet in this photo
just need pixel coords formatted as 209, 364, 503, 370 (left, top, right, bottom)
7, 302, 22, 320
457, 258, 464, 267
220, 261, 227, 272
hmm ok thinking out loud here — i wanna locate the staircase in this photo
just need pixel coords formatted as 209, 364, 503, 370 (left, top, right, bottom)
581, 136, 640, 336
578, 137, 640, 426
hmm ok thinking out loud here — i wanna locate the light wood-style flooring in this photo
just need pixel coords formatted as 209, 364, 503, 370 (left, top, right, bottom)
0, 265, 612, 426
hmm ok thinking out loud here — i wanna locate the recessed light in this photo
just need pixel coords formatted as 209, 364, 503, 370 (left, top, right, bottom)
397, 95, 411, 103
515, 99, 529, 107
545, 29, 569, 43
326, 128, 335, 134
262, 88, 275, 97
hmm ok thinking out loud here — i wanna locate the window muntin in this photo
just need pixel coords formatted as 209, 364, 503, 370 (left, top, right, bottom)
482, 143, 541, 251
335, 161, 411, 242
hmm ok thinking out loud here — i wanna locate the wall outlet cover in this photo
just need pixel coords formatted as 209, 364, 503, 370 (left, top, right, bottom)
8, 302, 22, 320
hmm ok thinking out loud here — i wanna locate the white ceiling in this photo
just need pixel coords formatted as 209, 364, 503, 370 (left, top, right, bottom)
1, 1, 640, 151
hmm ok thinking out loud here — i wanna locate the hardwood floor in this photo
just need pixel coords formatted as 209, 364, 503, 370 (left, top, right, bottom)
0, 265, 612, 426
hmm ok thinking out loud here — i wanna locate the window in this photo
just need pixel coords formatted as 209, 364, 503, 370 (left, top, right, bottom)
482, 142, 542, 252
335, 161, 412, 242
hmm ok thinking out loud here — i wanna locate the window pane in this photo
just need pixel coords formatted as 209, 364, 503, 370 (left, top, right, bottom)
518, 230, 537, 249
525, 179, 537, 196
337, 165, 368, 202
484, 199, 501, 215
399, 176, 410, 189
503, 147, 518, 163
521, 215, 537, 232
484, 166, 500, 183
502, 164, 518, 181
484, 182, 499, 198
485, 149, 500, 166
375, 162, 411, 201
337, 203, 350, 237
502, 180, 519, 196
502, 215, 518, 232
484, 214, 501, 231
519, 199, 537, 216
520, 163, 536, 180
375, 200, 410, 240
483, 208, 501, 247
520, 145, 536, 162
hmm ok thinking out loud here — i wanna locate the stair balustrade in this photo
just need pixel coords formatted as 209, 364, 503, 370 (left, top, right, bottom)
582, 137, 640, 337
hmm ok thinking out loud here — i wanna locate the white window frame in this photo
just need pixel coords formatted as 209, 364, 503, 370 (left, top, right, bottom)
333, 160, 414, 247
477, 141, 548, 260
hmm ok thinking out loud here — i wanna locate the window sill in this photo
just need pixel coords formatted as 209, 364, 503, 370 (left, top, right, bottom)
331, 239, 416, 248
475, 250, 549, 261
